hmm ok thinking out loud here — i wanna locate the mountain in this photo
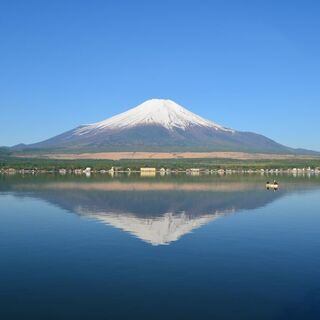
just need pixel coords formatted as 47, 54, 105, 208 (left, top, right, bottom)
13, 99, 317, 154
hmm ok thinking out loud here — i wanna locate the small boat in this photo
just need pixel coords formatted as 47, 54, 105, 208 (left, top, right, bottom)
266, 180, 279, 190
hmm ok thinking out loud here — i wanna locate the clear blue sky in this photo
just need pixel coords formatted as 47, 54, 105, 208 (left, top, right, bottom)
1, 0, 319, 150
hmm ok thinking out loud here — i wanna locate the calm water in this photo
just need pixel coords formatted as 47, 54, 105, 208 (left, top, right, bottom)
1, 174, 320, 320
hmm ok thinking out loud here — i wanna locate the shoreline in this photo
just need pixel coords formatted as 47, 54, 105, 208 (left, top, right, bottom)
2, 167, 320, 176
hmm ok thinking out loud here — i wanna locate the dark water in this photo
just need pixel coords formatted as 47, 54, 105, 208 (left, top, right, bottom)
1, 174, 320, 320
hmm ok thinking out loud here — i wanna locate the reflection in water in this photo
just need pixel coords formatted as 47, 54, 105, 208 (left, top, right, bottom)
2, 175, 320, 245
2, 175, 320, 320
81, 209, 231, 245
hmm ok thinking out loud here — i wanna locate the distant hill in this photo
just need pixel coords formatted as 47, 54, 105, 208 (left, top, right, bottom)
11, 99, 319, 155
0, 147, 11, 156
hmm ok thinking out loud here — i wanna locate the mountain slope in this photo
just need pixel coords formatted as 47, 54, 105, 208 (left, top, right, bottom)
13, 99, 317, 154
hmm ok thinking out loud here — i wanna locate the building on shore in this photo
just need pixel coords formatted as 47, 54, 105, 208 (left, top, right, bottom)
83, 167, 92, 177
186, 168, 200, 176
74, 169, 82, 175
58, 169, 67, 175
140, 167, 156, 176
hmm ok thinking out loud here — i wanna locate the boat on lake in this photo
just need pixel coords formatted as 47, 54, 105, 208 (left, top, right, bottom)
266, 181, 279, 190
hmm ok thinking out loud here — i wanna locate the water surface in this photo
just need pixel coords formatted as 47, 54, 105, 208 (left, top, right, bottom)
1, 174, 320, 319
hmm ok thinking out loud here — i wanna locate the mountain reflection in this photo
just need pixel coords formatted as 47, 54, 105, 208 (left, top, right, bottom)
2, 175, 320, 245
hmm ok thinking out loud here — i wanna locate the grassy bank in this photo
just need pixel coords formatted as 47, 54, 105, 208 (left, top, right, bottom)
1, 154, 320, 171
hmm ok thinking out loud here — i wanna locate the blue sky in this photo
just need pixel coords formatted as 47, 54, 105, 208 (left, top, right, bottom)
1, 0, 319, 150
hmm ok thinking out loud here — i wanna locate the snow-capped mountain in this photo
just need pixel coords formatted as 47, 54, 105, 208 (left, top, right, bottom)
14, 98, 315, 153
75, 99, 233, 133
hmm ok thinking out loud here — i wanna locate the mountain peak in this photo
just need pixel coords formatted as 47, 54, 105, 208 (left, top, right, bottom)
137, 98, 177, 107
76, 99, 231, 134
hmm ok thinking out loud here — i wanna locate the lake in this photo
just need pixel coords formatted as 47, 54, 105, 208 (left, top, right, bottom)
1, 174, 320, 319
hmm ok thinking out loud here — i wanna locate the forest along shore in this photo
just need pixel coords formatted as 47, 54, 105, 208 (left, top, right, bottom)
1, 151, 320, 175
